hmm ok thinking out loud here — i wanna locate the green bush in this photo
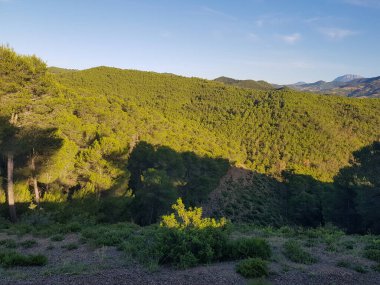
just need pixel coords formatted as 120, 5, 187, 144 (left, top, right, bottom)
50, 234, 65, 242
20, 239, 38, 249
62, 243, 79, 250
236, 258, 269, 278
158, 227, 228, 269
364, 240, 380, 262
336, 260, 351, 268
226, 237, 271, 260
364, 249, 380, 262
0, 239, 17, 248
121, 226, 162, 270
283, 240, 317, 264
81, 223, 137, 247
0, 251, 47, 268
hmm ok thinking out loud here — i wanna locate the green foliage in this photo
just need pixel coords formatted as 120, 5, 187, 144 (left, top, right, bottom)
364, 240, 380, 262
283, 240, 317, 264
50, 234, 64, 242
81, 223, 138, 247
61, 243, 79, 250
0, 239, 17, 248
235, 258, 269, 278
214, 76, 274, 91
0, 250, 47, 268
19, 239, 37, 248
336, 260, 351, 268
160, 198, 226, 229
1, 47, 380, 234
226, 237, 271, 260
157, 227, 228, 269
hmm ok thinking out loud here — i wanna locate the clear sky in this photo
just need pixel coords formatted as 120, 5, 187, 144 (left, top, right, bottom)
1, 0, 379, 84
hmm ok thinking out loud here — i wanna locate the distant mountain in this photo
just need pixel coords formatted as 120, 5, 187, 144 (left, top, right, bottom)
289, 75, 380, 98
214, 76, 273, 91
333, 74, 363, 83
292, 81, 307, 86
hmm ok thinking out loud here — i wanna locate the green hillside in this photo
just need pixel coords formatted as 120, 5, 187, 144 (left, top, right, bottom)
214, 76, 274, 91
1, 47, 380, 232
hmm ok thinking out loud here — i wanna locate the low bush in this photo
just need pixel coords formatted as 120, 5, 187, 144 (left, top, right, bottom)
226, 237, 271, 260
158, 227, 228, 269
81, 223, 138, 247
364, 249, 380, 262
20, 239, 38, 248
336, 260, 351, 268
283, 240, 317, 264
0, 239, 17, 248
0, 251, 47, 268
62, 243, 79, 250
50, 234, 65, 242
236, 258, 269, 278
364, 240, 380, 262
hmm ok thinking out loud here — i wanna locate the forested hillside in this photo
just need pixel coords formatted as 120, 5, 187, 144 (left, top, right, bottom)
1, 47, 380, 232
214, 76, 274, 90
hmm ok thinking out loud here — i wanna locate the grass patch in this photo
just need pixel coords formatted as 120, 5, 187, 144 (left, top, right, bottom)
353, 265, 368, 274
247, 278, 272, 285
0, 239, 18, 248
283, 240, 317, 264
236, 258, 269, 278
336, 260, 351, 268
0, 251, 47, 268
372, 263, 380, 272
61, 243, 79, 250
364, 240, 380, 262
226, 237, 271, 260
50, 234, 65, 242
20, 239, 38, 249
81, 223, 138, 247
43, 262, 90, 276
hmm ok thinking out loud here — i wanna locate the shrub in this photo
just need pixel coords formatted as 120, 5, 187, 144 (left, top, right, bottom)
160, 198, 226, 229
364, 240, 380, 262
0, 251, 47, 268
121, 226, 162, 270
50, 234, 65, 242
0, 239, 17, 248
158, 227, 228, 269
283, 240, 317, 264
364, 249, 380, 262
336, 260, 351, 268
353, 265, 368, 273
236, 258, 269, 278
226, 237, 271, 260
81, 223, 137, 247
62, 243, 79, 250
20, 239, 38, 248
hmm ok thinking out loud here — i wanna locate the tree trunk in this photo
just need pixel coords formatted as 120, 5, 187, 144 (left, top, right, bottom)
33, 177, 40, 204
30, 155, 40, 204
7, 153, 17, 222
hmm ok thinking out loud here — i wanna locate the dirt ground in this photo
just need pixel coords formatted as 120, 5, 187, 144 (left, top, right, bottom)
0, 232, 379, 285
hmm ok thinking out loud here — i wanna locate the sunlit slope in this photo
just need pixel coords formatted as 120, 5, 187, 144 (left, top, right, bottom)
54, 67, 380, 181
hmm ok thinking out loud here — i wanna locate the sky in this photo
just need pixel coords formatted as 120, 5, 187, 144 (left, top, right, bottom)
1, 0, 379, 84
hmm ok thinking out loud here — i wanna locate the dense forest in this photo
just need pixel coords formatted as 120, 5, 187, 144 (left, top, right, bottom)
1, 46, 380, 234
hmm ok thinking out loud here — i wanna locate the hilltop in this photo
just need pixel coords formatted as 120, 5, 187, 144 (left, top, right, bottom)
214, 76, 274, 91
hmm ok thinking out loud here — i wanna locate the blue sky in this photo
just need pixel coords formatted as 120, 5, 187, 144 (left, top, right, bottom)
1, 0, 379, 84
